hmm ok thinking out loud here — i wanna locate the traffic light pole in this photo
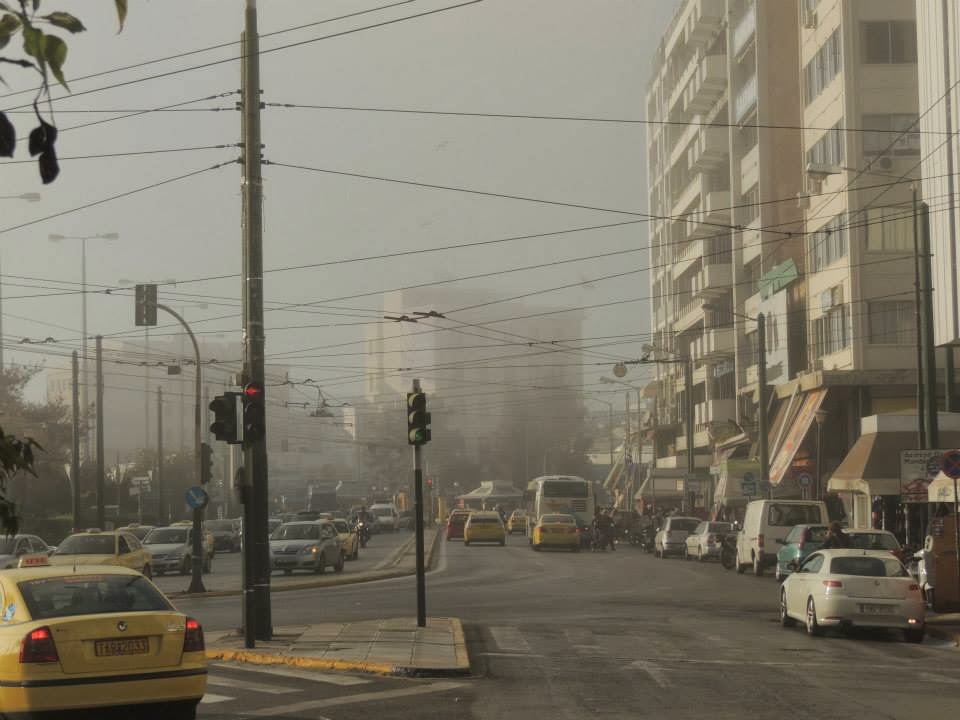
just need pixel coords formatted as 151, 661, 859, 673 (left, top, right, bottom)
411, 379, 426, 628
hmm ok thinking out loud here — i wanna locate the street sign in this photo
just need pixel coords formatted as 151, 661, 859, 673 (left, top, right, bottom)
686, 479, 700, 492
798, 472, 812, 488
743, 471, 755, 484
134, 284, 158, 326
741, 479, 758, 496
942, 450, 960, 480
184, 486, 209, 510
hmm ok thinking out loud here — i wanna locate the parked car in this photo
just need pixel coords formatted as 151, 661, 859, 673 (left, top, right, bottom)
507, 510, 528, 535
142, 526, 215, 576
269, 520, 343, 574
446, 510, 470, 541
204, 519, 241, 553
654, 516, 701, 558
736, 500, 829, 576
779, 549, 925, 642
684, 521, 733, 561
369, 503, 400, 533
50, 530, 153, 578
846, 528, 905, 562
0, 534, 52, 568
774, 524, 828, 581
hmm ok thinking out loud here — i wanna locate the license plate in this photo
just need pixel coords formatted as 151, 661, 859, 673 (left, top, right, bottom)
94, 637, 149, 657
860, 604, 893, 615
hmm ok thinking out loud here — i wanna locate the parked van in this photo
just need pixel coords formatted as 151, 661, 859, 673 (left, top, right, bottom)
736, 499, 828, 577
369, 503, 400, 533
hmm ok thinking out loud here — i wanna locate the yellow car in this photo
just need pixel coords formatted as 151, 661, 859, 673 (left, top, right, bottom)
507, 510, 528, 535
333, 519, 360, 561
49, 530, 154, 578
463, 512, 506, 546
0, 559, 206, 717
531, 514, 581, 552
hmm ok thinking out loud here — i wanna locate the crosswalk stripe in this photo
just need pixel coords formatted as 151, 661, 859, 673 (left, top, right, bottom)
211, 662, 371, 686
200, 693, 234, 704
490, 625, 532, 653
207, 676, 301, 694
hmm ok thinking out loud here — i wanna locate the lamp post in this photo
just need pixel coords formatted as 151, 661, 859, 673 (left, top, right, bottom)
49, 232, 119, 461
814, 409, 828, 500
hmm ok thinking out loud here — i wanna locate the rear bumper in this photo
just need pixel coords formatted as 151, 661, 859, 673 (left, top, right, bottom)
815, 596, 926, 629
271, 555, 318, 570
149, 558, 184, 572
465, 534, 504, 544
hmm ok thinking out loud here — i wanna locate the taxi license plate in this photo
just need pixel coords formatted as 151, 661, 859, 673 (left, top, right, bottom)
94, 637, 149, 657
859, 604, 893, 615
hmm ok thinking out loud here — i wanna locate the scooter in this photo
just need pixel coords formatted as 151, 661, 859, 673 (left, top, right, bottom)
912, 545, 934, 608
356, 521, 370, 548
639, 526, 657, 554
719, 533, 737, 570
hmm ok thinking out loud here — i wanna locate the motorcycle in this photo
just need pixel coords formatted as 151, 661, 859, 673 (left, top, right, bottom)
356, 521, 370, 548
639, 526, 656, 554
719, 533, 737, 570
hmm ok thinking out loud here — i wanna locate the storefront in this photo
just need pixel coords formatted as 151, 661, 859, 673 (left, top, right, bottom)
635, 466, 712, 516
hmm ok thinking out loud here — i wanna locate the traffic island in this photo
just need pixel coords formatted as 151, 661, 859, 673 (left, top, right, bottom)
206, 617, 470, 677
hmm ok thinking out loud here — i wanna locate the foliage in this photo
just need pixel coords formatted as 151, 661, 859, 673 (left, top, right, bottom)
0, 0, 127, 183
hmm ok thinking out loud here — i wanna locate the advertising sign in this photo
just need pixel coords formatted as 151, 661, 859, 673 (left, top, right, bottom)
900, 450, 945, 503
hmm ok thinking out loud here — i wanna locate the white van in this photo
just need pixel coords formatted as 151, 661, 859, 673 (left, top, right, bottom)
736, 499, 828, 577
369, 503, 400, 533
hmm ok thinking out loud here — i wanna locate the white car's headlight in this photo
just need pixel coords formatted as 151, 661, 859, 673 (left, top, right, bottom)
301, 545, 319, 554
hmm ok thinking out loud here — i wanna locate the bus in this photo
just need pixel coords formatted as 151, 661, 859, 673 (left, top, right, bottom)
530, 475, 595, 532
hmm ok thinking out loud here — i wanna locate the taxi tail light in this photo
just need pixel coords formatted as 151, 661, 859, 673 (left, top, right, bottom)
822, 580, 843, 588
909, 583, 921, 592
183, 617, 205, 653
20, 627, 59, 664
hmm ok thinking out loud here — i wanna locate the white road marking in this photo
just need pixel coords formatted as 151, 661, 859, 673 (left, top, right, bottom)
479, 652, 546, 658
489, 626, 531, 653
629, 660, 671, 689
200, 693, 234, 704
212, 662, 371, 686
241, 681, 464, 716
207, 675, 301, 694
917, 672, 960, 685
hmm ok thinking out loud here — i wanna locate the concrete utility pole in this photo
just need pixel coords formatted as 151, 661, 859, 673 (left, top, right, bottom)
71, 351, 80, 531
913, 189, 928, 449
684, 357, 694, 513
95, 336, 105, 529
757, 312, 769, 496
918, 201, 939, 448
157, 386, 164, 523
412, 379, 427, 627
242, 0, 272, 643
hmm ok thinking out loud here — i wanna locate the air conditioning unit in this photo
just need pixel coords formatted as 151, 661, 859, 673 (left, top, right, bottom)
806, 162, 839, 179
796, 191, 811, 209
876, 154, 894, 170
803, 10, 817, 29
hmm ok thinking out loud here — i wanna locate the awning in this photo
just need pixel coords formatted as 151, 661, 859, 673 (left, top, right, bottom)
635, 467, 711, 501
769, 388, 827, 485
929, 472, 960, 503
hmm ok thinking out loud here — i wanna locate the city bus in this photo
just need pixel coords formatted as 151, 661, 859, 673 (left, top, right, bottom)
530, 475, 595, 534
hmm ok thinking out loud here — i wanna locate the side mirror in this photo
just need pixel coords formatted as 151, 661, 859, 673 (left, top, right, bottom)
787, 560, 799, 571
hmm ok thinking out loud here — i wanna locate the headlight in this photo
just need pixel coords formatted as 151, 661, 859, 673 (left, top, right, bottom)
301, 545, 319, 554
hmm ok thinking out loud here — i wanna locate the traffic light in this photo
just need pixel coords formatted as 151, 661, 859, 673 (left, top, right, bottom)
242, 382, 266, 446
407, 391, 431, 446
209, 392, 241, 444
200, 442, 213, 485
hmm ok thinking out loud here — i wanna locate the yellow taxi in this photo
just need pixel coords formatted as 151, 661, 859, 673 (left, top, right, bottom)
0, 556, 206, 717
49, 530, 153, 578
507, 510, 528, 535
463, 512, 506, 546
333, 518, 360, 561
531, 514, 581, 552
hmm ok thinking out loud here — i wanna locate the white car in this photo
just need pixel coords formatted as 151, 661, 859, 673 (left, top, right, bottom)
779, 549, 925, 643
654, 516, 701, 558
684, 521, 733, 561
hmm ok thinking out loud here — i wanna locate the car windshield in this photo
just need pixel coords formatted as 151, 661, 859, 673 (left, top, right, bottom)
372, 508, 394, 517
205, 521, 235, 532
668, 519, 700, 533
830, 556, 908, 578
449, 514, 468, 526
143, 528, 189, 545
849, 533, 900, 550
542, 481, 588, 498
272, 524, 319, 541
19, 574, 173, 619
707, 523, 732, 533
54, 535, 115, 555
767, 504, 822, 526
806, 526, 829, 543
469, 516, 500, 524
124, 527, 152, 541
333, 521, 349, 533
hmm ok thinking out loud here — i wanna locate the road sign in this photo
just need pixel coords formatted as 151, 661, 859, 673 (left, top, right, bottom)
184, 486, 209, 510
134, 284, 157, 326
743, 471, 755, 484
942, 450, 960, 480
798, 472, 812, 488
741, 479, 758, 496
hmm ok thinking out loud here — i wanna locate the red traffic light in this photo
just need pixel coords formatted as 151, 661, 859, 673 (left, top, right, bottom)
244, 383, 264, 399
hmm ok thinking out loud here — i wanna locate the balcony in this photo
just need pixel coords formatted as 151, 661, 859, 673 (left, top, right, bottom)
671, 172, 703, 218
686, 0, 725, 47
686, 190, 732, 240
741, 226, 762, 264
744, 363, 758, 386
668, 53, 700, 113
695, 399, 737, 427
691, 263, 732, 299
689, 125, 728, 173
740, 143, 759, 193
670, 122, 699, 169
674, 298, 705, 333
744, 291, 761, 327
732, 3, 756, 58
672, 237, 703, 280
684, 55, 727, 115
733, 73, 758, 123
703, 327, 735, 358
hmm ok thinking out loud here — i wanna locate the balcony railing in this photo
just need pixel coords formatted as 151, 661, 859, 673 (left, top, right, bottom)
734, 72, 758, 123
731, 3, 756, 58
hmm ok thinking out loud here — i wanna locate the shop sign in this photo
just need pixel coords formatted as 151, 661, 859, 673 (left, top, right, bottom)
900, 450, 946, 502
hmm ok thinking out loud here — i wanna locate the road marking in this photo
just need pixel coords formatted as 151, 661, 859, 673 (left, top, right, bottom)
200, 693, 234, 704
917, 672, 960, 685
489, 626, 531, 653
241, 681, 464, 716
212, 662, 371, 686
207, 675, 301, 694
629, 660, 671, 689
479, 652, 545, 658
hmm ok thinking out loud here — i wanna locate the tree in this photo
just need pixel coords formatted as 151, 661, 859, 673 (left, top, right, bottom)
0, 0, 127, 183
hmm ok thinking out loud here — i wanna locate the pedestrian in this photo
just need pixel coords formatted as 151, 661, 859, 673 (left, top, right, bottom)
821, 521, 851, 549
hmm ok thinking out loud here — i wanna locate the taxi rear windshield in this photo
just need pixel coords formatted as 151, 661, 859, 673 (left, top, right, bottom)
19, 575, 173, 620
144, 528, 189, 545
542, 515, 574, 523
468, 517, 500, 524
542, 481, 588, 498
55, 535, 115, 555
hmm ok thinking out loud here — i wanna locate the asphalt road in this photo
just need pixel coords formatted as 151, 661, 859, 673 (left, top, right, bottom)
190, 534, 960, 719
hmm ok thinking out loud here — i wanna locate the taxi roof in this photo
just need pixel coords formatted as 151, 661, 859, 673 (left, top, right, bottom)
0, 564, 142, 581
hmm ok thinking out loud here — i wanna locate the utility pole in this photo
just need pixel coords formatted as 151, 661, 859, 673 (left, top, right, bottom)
919, 201, 939, 448
157, 386, 164, 523
242, 0, 272, 642
95, 336, 105, 529
946, 348, 956, 413
411, 379, 426, 627
0, 255, 4, 372
71, 351, 80, 531
684, 358, 694, 513
913, 188, 927, 449
758, 312, 769, 497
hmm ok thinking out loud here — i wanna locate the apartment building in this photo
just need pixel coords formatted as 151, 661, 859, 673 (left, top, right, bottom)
645, 0, 927, 518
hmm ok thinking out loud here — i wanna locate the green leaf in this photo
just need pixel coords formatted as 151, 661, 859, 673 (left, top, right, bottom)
0, 13, 20, 32
21, 24, 44, 69
43, 11, 84, 33
32, 0, 40, 11
0, 3, 12, 11
114, 0, 126, 32
43, 32, 66, 89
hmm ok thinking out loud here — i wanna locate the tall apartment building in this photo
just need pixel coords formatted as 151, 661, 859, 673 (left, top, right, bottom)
645, 0, 928, 519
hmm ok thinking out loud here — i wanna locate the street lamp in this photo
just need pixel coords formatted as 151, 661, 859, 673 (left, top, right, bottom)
48, 232, 119, 461
703, 302, 769, 493
814, 408, 828, 500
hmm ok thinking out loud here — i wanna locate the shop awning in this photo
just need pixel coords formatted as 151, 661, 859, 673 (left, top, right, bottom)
929, 473, 960, 503
635, 467, 710, 501
769, 388, 827, 486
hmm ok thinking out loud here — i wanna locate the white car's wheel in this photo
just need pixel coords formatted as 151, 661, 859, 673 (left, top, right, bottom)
779, 589, 796, 627
735, 551, 745, 574
697, 546, 704, 562
805, 598, 822, 636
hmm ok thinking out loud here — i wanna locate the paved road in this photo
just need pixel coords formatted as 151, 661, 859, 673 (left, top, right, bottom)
191, 535, 960, 719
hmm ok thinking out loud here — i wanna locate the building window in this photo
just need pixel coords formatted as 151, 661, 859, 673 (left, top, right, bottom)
741, 184, 760, 226
807, 122, 844, 167
862, 21, 917, 64
862, 114, 920, 157
868, 301, 917, 345
812, 289, 849, 358
809, 213, 848, 271
865, 206, 913, 251
803, 28, 841, 105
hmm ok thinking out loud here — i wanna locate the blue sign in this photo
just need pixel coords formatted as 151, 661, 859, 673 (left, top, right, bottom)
798, 473, 812, 488
942, 450, 960, 480
185, 486, 209, 510
741, 479, 758, 496
743, 471, 755, 484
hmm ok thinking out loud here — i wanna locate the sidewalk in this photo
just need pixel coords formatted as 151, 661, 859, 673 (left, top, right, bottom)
926, 612, 960, 645
206, 617, 470, 677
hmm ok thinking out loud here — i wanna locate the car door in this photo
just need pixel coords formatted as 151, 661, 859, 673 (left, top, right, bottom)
779, 527, 801, 567
689, 522, 706, 554
789, 552, 824, 611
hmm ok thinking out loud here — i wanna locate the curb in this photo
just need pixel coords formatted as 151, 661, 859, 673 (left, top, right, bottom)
207, 649, 395, 676
926, 626, 960, 646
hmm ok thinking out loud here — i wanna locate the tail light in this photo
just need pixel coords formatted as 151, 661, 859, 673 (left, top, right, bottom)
183, 617, 205, 653
822, 580, 843, 588
799, 529, 808, 550
757, 534, 764, 549
707, 534, 716, 544
20, 627, 59, 664
909, 583, 921, 592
